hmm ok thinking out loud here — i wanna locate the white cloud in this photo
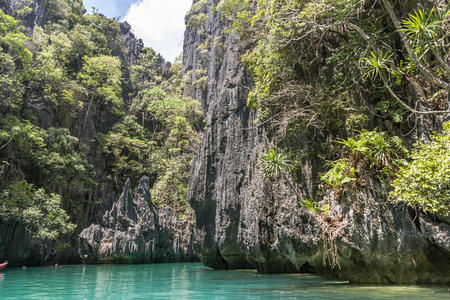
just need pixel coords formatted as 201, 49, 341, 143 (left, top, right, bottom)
83, 0, 119, 17
124, 0, 192, 62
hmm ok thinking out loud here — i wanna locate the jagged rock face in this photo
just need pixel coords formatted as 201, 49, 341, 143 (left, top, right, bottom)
79, 177, 197, 263
185, 0, 450, 283
184, 0, 264, 270
119, 21, 144, 65
0, 0, 46, 28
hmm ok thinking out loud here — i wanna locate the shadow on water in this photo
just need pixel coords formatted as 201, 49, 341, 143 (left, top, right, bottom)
201, 268, 450, 300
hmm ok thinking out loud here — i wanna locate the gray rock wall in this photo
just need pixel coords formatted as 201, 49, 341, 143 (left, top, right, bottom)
79, 177, 197, 263
119, 21, 144, 65
184, 0, 450, 283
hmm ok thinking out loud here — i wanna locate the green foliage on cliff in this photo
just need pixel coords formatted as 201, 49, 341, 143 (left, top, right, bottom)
321, 159, 356, 190
261, 148, 292, 179
0, 9, 32, 112
107, 85, 203, 205
37, 128, 96, 210
391, 123, 450, 216
103, 116, 157, 187
330, 129, 409, 185
229, 0, 448, 216
78, 55, 123, 118
0, 1, 202, 242
103, 97, 202, 205
321, 128, 410, 194
0, 181, 75, 240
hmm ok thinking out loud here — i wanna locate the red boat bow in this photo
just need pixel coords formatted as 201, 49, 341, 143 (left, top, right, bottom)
0, 261, 8, 270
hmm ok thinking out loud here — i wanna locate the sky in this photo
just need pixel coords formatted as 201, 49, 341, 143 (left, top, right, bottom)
83, 0, 192, 62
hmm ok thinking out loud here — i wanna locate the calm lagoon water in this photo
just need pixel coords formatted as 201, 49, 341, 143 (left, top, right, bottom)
0, 263, 448, 299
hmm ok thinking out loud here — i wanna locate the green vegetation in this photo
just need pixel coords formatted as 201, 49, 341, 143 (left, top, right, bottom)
0, 9, 32, 113
0, 181, 75, 240
78, 55, 123, 118
329, 129, 409, 186
321, 159, 356, 191
0, 1, 202, 243
186, 0, 207, 28
260, 148, 292, 179
215, 0, 252, 34
299, 198, 330, 215
391, 123, 450, 216
222, 0, 449, 219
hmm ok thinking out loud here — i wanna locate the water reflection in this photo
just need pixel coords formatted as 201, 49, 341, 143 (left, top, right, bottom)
0, 273, 4, 283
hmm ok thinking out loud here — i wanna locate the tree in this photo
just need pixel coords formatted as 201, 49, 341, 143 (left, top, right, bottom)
37, 128, 96, 212
78, 55, 123, 132
130, 47, 161, 92
29, 28, 84, 121
354, 0, 449, 115
0, 8, 32, 113
0, 180, 75, 240
102, 116, 157, 187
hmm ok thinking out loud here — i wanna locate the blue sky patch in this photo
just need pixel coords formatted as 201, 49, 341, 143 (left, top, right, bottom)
82, 0, 192, 62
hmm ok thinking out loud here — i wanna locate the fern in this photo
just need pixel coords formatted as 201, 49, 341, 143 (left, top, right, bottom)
321, 159, 356, 189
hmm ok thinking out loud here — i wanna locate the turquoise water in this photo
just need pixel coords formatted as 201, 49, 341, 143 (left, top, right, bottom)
0, 263, 448, 299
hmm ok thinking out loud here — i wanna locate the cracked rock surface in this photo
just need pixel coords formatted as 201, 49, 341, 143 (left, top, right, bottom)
184, 0, 450, 284
79, 177, 197, 263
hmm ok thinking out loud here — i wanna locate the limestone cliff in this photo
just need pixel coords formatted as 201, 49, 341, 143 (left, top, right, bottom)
79, 177, 197, 263
184, 0, 450, 283
0, 0, 195, 267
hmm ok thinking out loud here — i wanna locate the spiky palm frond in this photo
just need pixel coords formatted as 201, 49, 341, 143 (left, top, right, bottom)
261, 148, 292, 179
401, 8, 444, 43
363, 50, 393, 81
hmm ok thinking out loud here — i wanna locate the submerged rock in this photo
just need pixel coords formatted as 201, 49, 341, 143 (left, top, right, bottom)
79, 176, 197, 263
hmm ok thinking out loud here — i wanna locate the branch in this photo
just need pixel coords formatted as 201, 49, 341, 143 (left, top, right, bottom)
380, 0, 449, 90
348, 23, 450, 115
431, 46, 450, 75
0, 135, 14, 151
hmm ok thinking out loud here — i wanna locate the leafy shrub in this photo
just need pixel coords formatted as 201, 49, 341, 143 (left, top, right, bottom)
186, 0, 207, 28
321, 159, 356, 190
322, 129, 409, 190
299, 198, 329, 214
0, 181, 75, 240
338, 129, 408, 171
390, 123, 450, 216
